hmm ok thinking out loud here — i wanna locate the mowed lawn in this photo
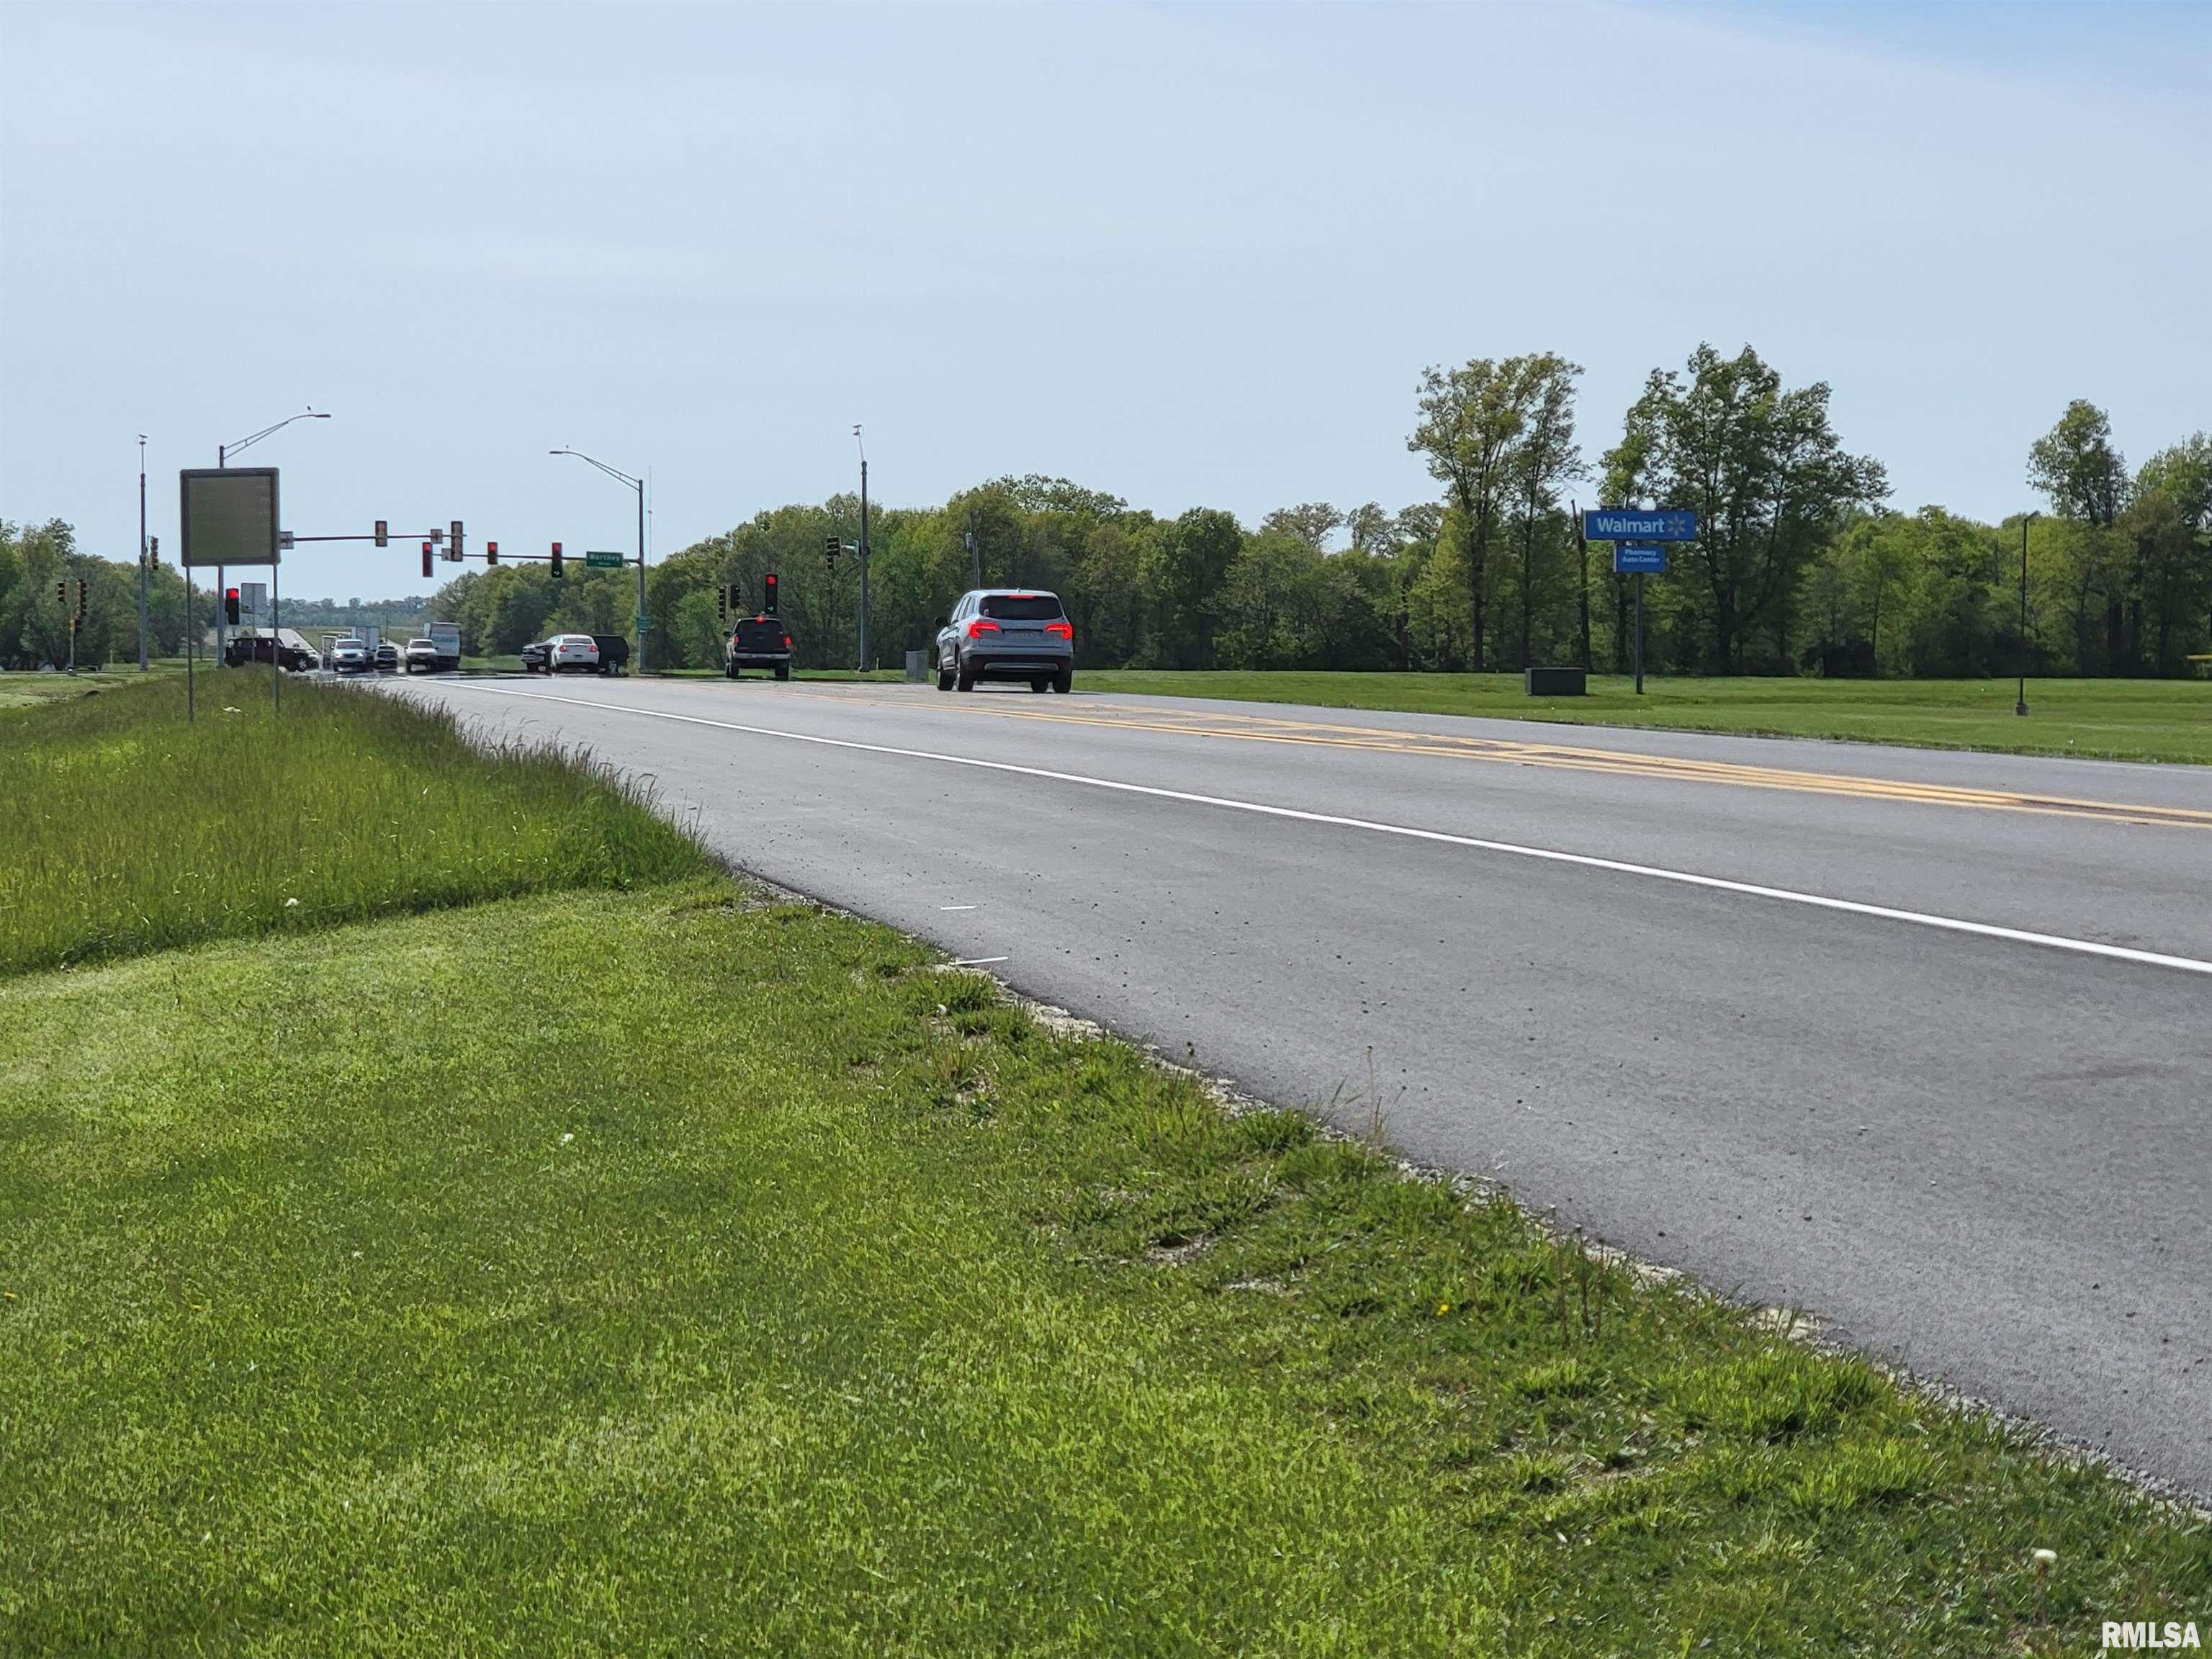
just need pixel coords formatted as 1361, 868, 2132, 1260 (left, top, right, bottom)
1, 679, 2205, 1655
1079, 672, 2212, 764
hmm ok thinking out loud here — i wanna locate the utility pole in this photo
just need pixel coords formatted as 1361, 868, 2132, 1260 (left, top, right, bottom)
855, 425, 871, 674
2017, 511, 2038, 716
138, 435, 150, 670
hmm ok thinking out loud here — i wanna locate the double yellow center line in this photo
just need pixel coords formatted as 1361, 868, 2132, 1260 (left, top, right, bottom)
790, 688, 2212, 832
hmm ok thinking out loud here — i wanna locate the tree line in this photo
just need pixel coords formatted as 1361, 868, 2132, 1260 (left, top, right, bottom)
0, 521, 435, 671
7, 343, 2206, 678
431, 346, 2200, 680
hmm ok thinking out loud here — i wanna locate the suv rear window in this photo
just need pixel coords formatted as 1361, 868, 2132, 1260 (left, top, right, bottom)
981, 593, 1063, 621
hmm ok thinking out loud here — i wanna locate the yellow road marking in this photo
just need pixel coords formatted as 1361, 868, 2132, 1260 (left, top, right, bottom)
766, 685, 2212, 831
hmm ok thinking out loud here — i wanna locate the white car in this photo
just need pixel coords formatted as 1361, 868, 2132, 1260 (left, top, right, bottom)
547, 634, 601, 675
403, 638, 439, 674
329, 639, 371, 675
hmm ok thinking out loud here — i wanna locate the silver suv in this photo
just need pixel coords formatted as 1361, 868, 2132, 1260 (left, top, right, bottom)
933, 589, 1074, 693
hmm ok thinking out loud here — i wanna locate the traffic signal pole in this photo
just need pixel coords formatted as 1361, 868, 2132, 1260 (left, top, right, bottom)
138, 436, 150, 671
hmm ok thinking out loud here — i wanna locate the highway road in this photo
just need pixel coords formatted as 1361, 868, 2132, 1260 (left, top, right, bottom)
391, 674, 2212, 1496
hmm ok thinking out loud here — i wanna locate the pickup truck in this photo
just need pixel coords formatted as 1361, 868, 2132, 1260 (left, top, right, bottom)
724, 616, 792, 680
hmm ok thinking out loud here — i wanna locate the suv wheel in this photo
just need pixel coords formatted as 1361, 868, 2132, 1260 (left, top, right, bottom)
1029, 676, 1049, 693
1052, 666, 1073, 694
956, 655, 976, 693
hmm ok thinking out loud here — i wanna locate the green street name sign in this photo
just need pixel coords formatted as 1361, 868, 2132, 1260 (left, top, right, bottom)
584, 549, 626, 569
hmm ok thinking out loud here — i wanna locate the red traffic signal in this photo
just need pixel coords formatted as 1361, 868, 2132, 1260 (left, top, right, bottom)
485, 540, 498, 565
550, 541, 564, 578
422, 541, 433, 579
763, 571, 779, 615
224, 587, 240, 624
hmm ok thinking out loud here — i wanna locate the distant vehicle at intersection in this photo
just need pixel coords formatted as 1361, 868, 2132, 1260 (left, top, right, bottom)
547, 634, 600, 675
725, 615, 793, 680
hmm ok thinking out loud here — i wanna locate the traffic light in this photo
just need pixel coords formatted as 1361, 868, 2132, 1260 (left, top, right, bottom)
716, 585, 729, 624
550, 541, 564, 579
422, 541, 433, 579
823, 535, 840, 571
450, 521, 464, 561
485, 540, 498, 565
374, 520, 388, 549
148, 535, 158, 566
224, 588, 241, 625
763, 571, 779, 615
75, 580, 87, 621
55, 579, 67, 604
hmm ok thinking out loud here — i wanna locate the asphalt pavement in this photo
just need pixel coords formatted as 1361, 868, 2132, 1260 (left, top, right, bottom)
390, 673, 2212, 1496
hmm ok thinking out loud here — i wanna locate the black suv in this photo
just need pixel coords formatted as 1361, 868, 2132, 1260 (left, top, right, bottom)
725, 616, 792, 680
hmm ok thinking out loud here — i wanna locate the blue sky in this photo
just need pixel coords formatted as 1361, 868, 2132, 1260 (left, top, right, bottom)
2, 1, 2206, 601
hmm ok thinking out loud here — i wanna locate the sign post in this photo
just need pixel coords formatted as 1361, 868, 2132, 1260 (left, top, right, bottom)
1583, 511, 1697, 696
180, 467, 281, 723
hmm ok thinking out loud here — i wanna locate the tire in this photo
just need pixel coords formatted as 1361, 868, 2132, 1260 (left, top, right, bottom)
1030, 676, 1049, 693
956, 655, 976, 693
773, 663, 789, 682
726, 663, 739, 680
935, 652, 955, 691
1052, 666, 1073, 694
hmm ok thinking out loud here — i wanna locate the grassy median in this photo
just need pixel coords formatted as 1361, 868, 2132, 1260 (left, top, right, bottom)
1079, 671, 2212, 764
1, 683, 2204, 1655
0, 675, 704, 976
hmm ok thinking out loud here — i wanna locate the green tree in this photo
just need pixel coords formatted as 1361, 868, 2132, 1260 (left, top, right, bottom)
1408, 359, 1537, 672
1503, 356, 1583, 669
1137, 508, 1244, 667
2124, 434, 2212, 673
1606, 343, 1886, 674
2028, 400, 2132, 671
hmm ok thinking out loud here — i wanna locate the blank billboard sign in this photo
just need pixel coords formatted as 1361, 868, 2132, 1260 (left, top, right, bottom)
179, 468, 280, 567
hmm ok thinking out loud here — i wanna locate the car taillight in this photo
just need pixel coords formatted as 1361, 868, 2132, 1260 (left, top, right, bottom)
966, 619, 1000, 638
782, 634, 792, 647
1045, 621, 1072, 639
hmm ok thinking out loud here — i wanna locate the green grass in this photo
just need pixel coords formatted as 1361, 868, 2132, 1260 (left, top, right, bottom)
4, 886, 2204, 1655
0, 676, 705, 976
1, 673, 2203, 1654
0, 661, 184, 710
1077, 672, 2212, 764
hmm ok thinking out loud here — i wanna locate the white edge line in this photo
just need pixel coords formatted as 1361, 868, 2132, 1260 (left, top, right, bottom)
939, 904, 979, 912
435, 682, 2212, 980
950, 956, 1010, 967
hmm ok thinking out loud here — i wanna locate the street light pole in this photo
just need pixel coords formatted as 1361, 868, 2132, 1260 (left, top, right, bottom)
550, 448, 648, 675
216, 408, 328, 668
2018, 511, 2038, 716
138, 435, 150, 672
854, 426, 871, 675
